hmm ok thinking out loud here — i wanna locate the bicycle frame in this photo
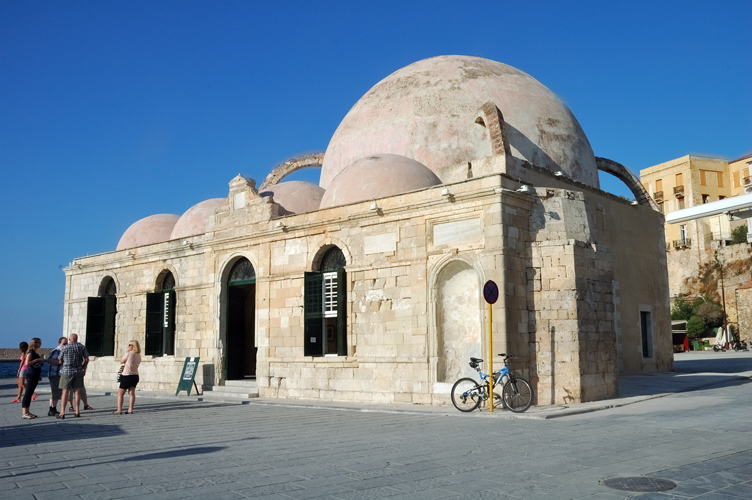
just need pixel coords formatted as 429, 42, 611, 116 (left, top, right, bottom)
472, 365, 511, 400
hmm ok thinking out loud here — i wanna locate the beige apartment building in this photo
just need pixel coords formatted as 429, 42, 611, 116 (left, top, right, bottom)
640, 153, 752, 310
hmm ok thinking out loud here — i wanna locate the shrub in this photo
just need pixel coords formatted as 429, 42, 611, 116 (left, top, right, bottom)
671, 297, 695, 321
696, 301, 724, 328
731, 225, 748, 245
686, 315, 707, 339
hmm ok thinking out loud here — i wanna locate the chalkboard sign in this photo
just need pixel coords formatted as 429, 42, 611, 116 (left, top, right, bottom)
175, 357, 201, 396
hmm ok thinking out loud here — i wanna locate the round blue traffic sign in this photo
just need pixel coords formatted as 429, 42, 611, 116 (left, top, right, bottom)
483, 280, 499, 304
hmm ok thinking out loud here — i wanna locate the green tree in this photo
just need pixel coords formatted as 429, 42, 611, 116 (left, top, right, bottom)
730, 225, 748, 245
686, 315, 707, 339
696, 301, 724, 329
671, 297, 695, 320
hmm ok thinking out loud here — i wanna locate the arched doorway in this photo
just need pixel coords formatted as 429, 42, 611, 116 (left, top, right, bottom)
436, 260, 482, 382
226, 258, 256, 379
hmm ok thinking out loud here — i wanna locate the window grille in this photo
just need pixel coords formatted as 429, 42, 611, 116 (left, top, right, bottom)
103, 278, 117, 296
324, 272, 338, 317
228, 258, 256, 285
161, 271, 175, 291
321, 247, 346, 271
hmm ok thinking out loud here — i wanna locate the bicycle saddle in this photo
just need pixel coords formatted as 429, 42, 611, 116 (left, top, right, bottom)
469, 357, 484, 364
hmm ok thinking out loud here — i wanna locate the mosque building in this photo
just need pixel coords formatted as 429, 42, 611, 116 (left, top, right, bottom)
63, 56, 672, 406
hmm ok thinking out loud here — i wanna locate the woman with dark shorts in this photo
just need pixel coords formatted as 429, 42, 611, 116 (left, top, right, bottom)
114, 340, 141, 414
13, 341, 28, 403
22, 338, 44, 419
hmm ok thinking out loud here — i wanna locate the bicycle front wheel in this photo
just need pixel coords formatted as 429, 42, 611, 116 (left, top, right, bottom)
502, 377, 533, 413
451, 378, 483, 412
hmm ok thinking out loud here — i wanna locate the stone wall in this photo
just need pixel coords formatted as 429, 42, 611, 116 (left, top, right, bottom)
64, 165, 672, 405
735, 284, 752, 340
669, 242, 752, 327
0, 348, 52, 361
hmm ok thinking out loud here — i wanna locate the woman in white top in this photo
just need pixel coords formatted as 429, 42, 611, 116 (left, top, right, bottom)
114, 340, 142, 415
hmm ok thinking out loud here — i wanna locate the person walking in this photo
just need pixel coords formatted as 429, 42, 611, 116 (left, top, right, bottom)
66, 334, 93, 412
13, 342, 28, 403
57, 333, 89, 419
21, 338, 44, 419
47, 336, 67, 416
114, 340, 141, 415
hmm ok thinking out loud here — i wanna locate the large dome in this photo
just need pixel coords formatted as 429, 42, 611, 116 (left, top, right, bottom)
170, 198, 229, 240
259, 181, 325, 214
319, 154, 441, 209
320, 55, 598, 188
117, 214, 180, 251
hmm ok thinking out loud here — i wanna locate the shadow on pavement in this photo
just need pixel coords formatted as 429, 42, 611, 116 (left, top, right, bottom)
674, 354, 752, 374
620, 372, 752, 398
0, 422, 125, 448
1, 445, 229, 479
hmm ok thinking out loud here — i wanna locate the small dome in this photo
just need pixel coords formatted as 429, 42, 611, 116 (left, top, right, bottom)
259, 181, 325, 214
117, 214, 180, 251
321, 55, 598, 188
319, 154, 441, 209
170, 198, 229, 240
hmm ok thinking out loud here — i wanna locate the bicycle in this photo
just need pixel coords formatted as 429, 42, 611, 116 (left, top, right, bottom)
450, 354, 533, 413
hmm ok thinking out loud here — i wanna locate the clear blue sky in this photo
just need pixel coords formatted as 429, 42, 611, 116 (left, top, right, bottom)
1, 1, 750, 348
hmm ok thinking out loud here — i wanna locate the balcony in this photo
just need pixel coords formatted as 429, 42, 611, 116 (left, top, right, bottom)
653, 190, 664, 203
673, 185, 685, 198
672, 238, 691, 250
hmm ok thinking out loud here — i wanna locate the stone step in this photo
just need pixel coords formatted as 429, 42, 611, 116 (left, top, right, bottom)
199, 390, 259, 400
223, 379, 258, 388
200, 379, 259, 400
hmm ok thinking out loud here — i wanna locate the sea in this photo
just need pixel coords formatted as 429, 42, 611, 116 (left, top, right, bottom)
0, 360, 50, 378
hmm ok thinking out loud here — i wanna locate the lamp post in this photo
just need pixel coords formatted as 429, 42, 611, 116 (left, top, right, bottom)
714, 251, 729, 348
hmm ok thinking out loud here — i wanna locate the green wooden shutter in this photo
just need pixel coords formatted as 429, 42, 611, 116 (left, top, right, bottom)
85, 297, 105, 356
145, 292, 164, 356
304, 272, 324, 357
164, 291, 176, 355
103, 295, 117, 356
336, 268, 347, 356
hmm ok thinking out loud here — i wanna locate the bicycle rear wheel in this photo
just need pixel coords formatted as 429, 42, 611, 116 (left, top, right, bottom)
451, 378, 482, 412
502, 377, 533, 413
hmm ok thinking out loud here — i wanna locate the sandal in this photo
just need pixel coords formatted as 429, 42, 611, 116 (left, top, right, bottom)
56, 414, 65, 419
11, 399, 20, 403
32, 394, 38, 401
113, 411, 121, 415
83, 405, 94, 410
22, 413, 37, 419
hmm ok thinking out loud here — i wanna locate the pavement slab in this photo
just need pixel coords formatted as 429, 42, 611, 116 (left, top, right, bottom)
0, 351, 750, 498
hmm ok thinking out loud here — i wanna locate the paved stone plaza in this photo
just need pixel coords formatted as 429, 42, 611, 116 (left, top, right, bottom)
1, 351, 751, 499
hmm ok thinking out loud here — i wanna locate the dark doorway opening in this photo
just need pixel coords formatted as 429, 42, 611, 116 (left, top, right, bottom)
226, 258, 256, 379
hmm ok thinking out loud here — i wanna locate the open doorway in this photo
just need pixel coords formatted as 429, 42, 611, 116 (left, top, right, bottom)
226, 258, 256, 379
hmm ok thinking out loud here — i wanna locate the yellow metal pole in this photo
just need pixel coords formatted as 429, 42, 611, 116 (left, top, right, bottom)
488, 302, 494, 412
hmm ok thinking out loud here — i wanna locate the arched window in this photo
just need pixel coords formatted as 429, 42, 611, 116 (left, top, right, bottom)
304, 246, 347, 357
103, 278, 117, 296
145, 271, 177, 356
228, 258, 256, 285
160, 271, 175, 291
86, 277, 117, 357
